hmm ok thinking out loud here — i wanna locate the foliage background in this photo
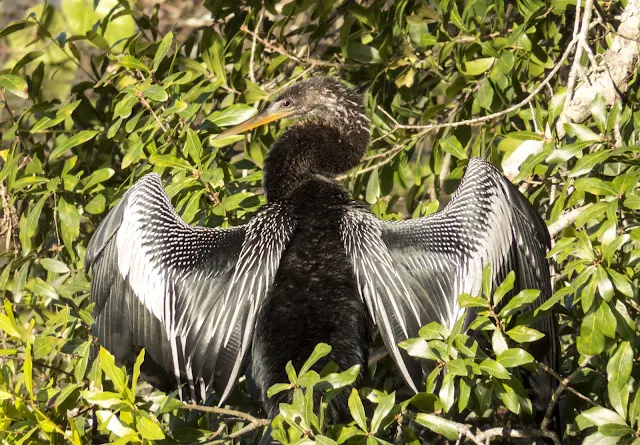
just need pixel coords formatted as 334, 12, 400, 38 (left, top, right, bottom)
0, 0, 639, 443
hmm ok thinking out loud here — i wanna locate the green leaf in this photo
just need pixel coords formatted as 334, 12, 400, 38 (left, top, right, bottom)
131, 349, 145, 396
499, 289, 540, 317
137, 416, 165, 440
482, 263, 492, 297
31, 115, 64, 133
598, 423, 633, 437
99, 347, 127, 394
348, 388, 368, 431
575, 177, 618, 197
365, 169, 380, 204
85, 194, 106, 215
0, 20, 36, 38
299, 343, 331, 376
479, 359, 510, 379
267, 383, 291, 398
497, 348, 534, 368
82, 168, 115, 192
608, 269, 633, 298
26, 193, 48, 237
285, 361, 297, 383
53, 383, 79, 407
29, 277, 57, 300
505, 326, 544, 343
575, 202, 606, 227
439, 373, 455, 411
317, 364, 360, 389
399, 338, 436, 360
419, 322, 449, 340
569, 150, 612, 178
413, 413, 459, 441
578, 309, 605, 356
39, 258, 70, 274
440, 136, 468, 160
0, 74, 28, 98
345, 42, 382, 64
370, 392, 395, 434
597, 300, 617, 338
446, 359, 468, 376
24, 343, 33, 398
58, 197, 80, 257
143, 85, 168, 102
81, 391, 124, 409
315, 436, 338, 445
207, 104, 257, 127
184, 129, 203, 165
458, 293, 489, 308
607, 341, 633, 389
564, 123, 601, 141
118, 55, 150, 73
149, 153, 195, 171
153, 32, 173, 71
590, 94, 607, 131
505, 131, 545, 141
74, 342, 90, 383
577, 406, 627, 429
96, 410, 136, 437
49, 131, 100, 161
462, 57, 495, 76
493, 271, 515, 306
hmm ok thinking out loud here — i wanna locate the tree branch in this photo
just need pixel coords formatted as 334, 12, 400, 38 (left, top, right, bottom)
556, 0, 640, 137
548, 204, 592, 237
377, 36, 579, 135
181, 403, 270, 444
249, 9, 265, 84
541, 356, 592, 431
239, 25, 360, 68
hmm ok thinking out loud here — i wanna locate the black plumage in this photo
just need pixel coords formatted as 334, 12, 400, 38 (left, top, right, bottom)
86, 76, 558, 424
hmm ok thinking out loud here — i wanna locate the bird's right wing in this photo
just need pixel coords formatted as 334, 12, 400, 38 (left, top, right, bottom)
341, 158, 555, 399
86, 173, 295, 403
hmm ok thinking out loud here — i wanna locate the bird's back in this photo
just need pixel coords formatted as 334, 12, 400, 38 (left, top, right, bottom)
250, 178, 370, 420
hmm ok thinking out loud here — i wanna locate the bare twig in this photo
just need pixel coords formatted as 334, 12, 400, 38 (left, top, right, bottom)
564, 0, 586, 103
556, 0, 640, 137
474, 427, 560, 445
547, 204, 592, 237
204, 419, 270, 444
424, 416, 561, 445
249, 10, 265, 84
0, 89, 29, 153
239, 26, 360, 68
377, 36, 579, 135
181, 403, 266, 424
541, 356, 592, 431
538, 361, 596, 407
182, 403, 270, 444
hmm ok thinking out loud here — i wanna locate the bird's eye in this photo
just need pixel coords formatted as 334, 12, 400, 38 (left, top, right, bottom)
281, 99, 292, 107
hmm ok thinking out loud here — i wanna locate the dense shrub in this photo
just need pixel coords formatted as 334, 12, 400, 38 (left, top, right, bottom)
0, 0, 638, 443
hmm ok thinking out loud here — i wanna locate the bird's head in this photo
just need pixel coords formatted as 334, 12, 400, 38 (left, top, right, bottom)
218, 77, 370, 139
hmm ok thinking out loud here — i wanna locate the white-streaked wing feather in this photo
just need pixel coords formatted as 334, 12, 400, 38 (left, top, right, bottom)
87, 173, 295, 403
341, 157, 554, 394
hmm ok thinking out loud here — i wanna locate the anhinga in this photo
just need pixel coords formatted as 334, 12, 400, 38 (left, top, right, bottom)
86, 77, 557, 422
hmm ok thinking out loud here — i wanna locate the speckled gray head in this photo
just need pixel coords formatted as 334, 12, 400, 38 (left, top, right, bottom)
217, 76, 370, 138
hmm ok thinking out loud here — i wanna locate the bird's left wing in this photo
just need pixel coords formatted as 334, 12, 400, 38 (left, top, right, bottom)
86, 173, 295, 403
341, 157, 555, 398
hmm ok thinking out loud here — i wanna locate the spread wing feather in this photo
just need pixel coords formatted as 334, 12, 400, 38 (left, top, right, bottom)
341, 157, 556, 404
86, 173, 295, 402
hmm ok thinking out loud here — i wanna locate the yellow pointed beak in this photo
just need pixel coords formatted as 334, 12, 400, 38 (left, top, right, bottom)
215, 109, 296, 138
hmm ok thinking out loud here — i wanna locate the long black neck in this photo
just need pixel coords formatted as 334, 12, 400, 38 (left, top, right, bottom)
263, 122, 369, 202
